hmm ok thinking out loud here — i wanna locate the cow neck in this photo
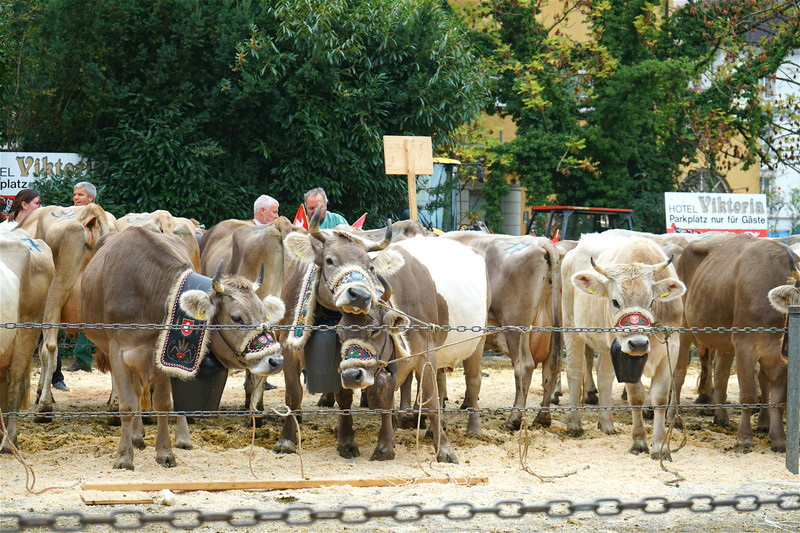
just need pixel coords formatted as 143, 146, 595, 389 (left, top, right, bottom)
208, 309, 250, 367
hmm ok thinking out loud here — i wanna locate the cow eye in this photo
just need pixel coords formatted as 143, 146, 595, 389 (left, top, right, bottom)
325, 256, 334, 266
231, 315, 244, 324
650, 299, 655, 308
611, 299, 620, 309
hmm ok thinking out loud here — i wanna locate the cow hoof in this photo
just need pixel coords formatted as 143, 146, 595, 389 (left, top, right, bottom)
132, 437, 146, 450
771, 442, 786, 453
651, 449, 671, 461
754, 424, 769, 434
504, 417, 522, 431
1, 438, 15, 454
317, 393, 335, 408
643, 409, 654, 421
585, 391, 599, 405
466, 426, 481, 437
113, 459, 134, 470
629, 442, 649, 455
734, 442, 754, 453
551, 392, 561, 406
713, 417, 731, 429
247, 416, 265, 429
157, 454, 177, 468
695, 394, 710, 404
34, 406, 54, 424
533, 412, 552, 428
370, 447, 395, 461
273, 439, 297, 454
424, 427, 434, 440
337, 441, 360, 459
399, 414, 424, 430
566, 426, 584, 438
175, 439, 192, 450
107, 415, 121, 427
436, 450, 458, 464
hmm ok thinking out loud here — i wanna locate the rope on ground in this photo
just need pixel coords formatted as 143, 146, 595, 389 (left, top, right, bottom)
0, 407, 80, 494
518, 415, 577, 482
652, 327, 687, 486
270, 404, 305, 479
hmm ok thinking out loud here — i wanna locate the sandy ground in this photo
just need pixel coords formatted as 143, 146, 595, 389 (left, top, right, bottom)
1, 354, 798, 532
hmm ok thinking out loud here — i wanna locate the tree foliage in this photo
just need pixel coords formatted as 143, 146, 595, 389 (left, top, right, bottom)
1, 0, 489, 227
458, 0, 800, 233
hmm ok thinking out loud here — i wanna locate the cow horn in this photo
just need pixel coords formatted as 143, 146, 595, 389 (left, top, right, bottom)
253, 261, 264, 291
377, 273, 392, 302
590, 257, 608, 276
652, 255, 674, 273
308, 207, 326, 243
785, 247, 800, 282
212, 260, 225, 294
367, 219, 393, 252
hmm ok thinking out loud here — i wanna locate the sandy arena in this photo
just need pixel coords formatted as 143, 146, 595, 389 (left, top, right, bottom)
1, 354, 798, 532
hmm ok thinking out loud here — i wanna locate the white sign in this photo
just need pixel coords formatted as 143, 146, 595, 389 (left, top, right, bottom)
664, 192, 768, 237
1, 152, 90, 217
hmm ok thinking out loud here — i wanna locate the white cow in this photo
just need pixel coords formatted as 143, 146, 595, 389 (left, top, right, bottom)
561, 233, 685, 458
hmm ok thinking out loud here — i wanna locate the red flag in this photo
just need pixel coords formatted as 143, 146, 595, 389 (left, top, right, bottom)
293, 204, 308, 230
551, 229, 560, 244
352, 212, 368, 229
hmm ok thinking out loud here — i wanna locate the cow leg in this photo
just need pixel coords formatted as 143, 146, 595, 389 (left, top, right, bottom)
695, 346, 713, 404
711, 352, 734, 428
755, 367, 770, 434
110, 348, 142, 470
551, 372, 562, 405
595, 351, 616, 435
668, 331, 693, 423
244, 371, 266, 428
0, 329, 37, 453
317, 392, 335, 407
762, 358, 787, 452
584, 346, 599, 405
462, 350, 482, 437
564, 333, 586, 437
397, 374, 416, 429
368, 374, 396, 461
625, 379, 648, 455
152, 375, 176, 467
274, 351, 303, 454
34, 328, 59, 419
506, 330, 533, 430
732, 338, 757, 451
535, 339, 560, 428
335, 388, 358, 458
174, 416, 192, 449
650, 346, 676, 460
417, 363, 457, 463
132, 415, 145, 450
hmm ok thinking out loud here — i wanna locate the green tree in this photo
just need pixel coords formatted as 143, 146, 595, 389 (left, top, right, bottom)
461, 0, 800, 233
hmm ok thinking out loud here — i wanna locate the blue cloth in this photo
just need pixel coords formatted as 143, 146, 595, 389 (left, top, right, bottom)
319, 211, 348, 229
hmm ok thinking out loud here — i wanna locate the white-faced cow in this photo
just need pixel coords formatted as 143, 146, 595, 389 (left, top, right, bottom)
561, 233, 685, 458
678, 233, 797, 452
0, 229, 55, 453
18, 204, 116, 417
441, 231, 562, 430
334, 235, 490, 463
80, 228, 285, 470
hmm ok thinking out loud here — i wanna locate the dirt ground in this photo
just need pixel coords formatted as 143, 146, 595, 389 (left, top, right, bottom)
1, 354, 798, 532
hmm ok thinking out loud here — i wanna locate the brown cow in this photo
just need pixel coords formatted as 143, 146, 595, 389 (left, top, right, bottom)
80, 228, 285, 469
562, 233, 685, 458
18, 204, 116, 416
0, 230, 55, 453
442, 231, 562, 429
678, 233, 797, 451
116, 210, 201, 270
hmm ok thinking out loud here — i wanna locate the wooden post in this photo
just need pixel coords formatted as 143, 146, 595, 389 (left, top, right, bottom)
383, 136, 433, 222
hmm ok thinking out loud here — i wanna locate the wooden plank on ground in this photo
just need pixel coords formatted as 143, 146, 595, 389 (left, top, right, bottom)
81, 494, 154, 505
82, 476, 487, 493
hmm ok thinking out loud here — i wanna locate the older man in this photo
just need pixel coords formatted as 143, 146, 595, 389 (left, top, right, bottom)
253, 195, 279, 224
304, 187, 348, 229
73, 181, 96, 206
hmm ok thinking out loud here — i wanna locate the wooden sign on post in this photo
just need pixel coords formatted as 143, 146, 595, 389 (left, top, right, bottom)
383, 136, 434, 222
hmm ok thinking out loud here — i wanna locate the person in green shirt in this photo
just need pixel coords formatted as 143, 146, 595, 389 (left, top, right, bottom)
304, 187, 348, 230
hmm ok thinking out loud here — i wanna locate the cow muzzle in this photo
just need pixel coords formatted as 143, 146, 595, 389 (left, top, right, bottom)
339, 339, 380, 389
329, 268, 375, 314
614, 310, 653, 356
248, 353, 284, 376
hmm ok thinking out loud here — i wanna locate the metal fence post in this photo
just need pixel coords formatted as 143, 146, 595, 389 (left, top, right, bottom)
787, 305, 800, 475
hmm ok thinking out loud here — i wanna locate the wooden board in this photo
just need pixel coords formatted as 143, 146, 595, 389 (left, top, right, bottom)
383, 136, 434, 175
82, 476, 487, 493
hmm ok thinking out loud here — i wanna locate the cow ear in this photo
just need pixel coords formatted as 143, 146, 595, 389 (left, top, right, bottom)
382, 309, 410, 330
371, 249, 405, 276
180, 290, 216, 321
768, 284, 799, 313
652, 277, 686, 302
284, 233, 315, 267
571, 271, 607, 297
261, 295, 286, 323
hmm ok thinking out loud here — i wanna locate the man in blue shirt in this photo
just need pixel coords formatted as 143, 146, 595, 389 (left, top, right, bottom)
304, 187, 348, 229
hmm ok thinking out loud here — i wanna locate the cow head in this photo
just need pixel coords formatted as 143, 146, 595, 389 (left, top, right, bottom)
337, 274, 405, 389
180, 261, 286, 375
767, 253, 800, 313
283, 209, 398, 314
571, 256, 685, 356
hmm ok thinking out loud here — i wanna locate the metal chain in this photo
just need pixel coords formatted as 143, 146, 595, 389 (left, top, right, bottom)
0, 321, 788, 334
3, 402, 788, 420
0, 493, 797, 530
